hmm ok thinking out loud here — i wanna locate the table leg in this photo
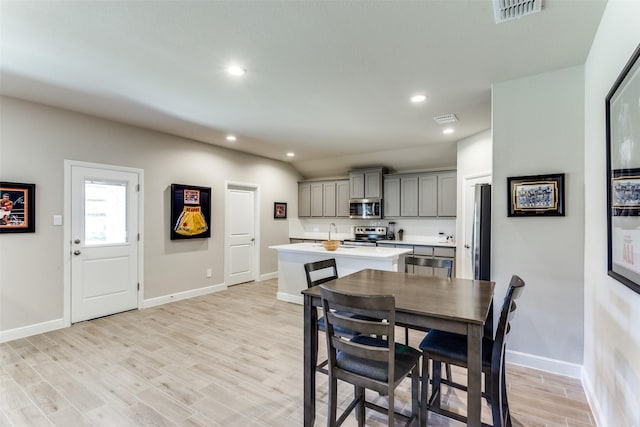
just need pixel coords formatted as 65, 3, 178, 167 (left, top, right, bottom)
467, 324, 483, 427
304, 295, 318, 427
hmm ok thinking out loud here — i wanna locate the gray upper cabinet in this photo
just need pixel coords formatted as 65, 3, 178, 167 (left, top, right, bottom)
437, 171, 457, 216
310, 183, 323, 217
383, 177, 401, 217
418, 174, 437, 217
323, 182, 336, 217
299, 179, 350, 218
350, 168, 383, 199
298, 183, 311, 217
401, 176, 419, 217
336, 180, 350, 217
382, 171, 456, 218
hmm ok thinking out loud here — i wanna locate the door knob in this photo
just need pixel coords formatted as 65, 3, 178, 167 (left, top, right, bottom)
464, 244, 470, 249
74, 239, 81, 244
74, 250, 81, 255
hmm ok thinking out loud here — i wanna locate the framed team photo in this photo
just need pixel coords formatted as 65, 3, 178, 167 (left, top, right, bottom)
0, 182, 36, 233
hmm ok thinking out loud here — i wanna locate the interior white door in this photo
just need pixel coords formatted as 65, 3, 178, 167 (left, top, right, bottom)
226, 187, 255, 285
461, 174, 491, 279
71, 165, 139, 323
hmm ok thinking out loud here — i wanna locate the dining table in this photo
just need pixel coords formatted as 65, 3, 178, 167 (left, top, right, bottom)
302, 268, 495, 427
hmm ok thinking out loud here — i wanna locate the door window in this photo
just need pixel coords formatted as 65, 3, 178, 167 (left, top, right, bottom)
84, 180, 128, 245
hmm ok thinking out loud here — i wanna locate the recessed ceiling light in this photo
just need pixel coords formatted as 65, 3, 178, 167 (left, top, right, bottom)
226, 135, 237, 141
226, 65, 246, 76
443, 128, 455, 135
286, 152, 295, 158
410, 94, 427, 103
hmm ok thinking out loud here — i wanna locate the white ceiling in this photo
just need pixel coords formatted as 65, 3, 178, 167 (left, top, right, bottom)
0, 1, 606, 179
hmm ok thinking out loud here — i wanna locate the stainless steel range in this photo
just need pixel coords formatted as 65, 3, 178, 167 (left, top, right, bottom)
343, 226, 387, 246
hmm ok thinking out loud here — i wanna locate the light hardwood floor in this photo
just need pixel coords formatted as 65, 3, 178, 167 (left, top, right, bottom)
0, 279, 593, 426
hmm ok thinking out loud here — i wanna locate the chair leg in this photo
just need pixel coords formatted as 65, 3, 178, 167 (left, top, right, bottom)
411, 366, 419, 427
387, 388, 395, 427
445, 362, 452, 382
405, 327, 410, 345
328, 377, 338, 427
430, 360, 443, 409
355, 385, 365, 427
420, 356, 430, 427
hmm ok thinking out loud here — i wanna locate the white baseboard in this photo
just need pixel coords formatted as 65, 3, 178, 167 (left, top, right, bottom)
260, 271, 278, 281
277, 292, 303, 305
506, 349, 582, 378
581, 368, 605, 427
0, 318, 68, 344
143, 282, 227, 308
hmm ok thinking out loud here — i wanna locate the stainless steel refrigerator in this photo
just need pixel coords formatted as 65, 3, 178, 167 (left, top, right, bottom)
472, 183, 493, 335
472, 183, 491, 281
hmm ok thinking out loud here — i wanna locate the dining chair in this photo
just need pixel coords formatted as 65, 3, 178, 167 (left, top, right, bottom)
304, 259, 362, 375
419, 274, 525, 427
401, 256, 453, 345
320, 285, 421, 427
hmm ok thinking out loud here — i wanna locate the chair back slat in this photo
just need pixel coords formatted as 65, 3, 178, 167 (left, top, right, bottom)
304, 259, 338, 288
332, 337, 390, 362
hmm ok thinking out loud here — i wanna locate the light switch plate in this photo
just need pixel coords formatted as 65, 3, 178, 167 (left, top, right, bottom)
53, 215, 63, 226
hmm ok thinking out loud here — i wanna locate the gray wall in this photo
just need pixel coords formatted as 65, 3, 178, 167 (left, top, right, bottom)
583, 2, 640, 425
492, 66, 585, 365
0, 96, 300, 332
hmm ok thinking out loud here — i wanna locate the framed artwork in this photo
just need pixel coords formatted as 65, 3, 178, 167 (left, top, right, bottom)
606, 43, 640, 294
274, 202, 287, 219
170, 184, 211, 240
507, 173, 565, 217
0, 182, 36, 233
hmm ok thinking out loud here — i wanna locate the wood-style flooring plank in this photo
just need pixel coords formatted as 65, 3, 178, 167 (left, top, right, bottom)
0, 279, 594, 426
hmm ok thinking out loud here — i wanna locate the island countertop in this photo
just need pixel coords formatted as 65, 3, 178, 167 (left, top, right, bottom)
269, 243, 412, 304
269, 242, 412, 259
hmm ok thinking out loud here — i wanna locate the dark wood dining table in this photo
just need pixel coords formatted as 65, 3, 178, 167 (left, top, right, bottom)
302, 268, 495, 427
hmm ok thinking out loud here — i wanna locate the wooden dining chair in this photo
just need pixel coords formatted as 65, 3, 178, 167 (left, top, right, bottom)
304, 259, 362, 375
401, 256, 453, 345
419, 274, 525, 427
320, 285, 421, 427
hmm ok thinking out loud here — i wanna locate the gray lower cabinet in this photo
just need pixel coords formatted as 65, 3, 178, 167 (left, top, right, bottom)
298, 179, 350, 218
377, 242, 455, 277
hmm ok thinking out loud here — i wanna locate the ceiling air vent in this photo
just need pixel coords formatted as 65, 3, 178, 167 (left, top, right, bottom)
433, 114, 458, 125
493, 0, 542, 24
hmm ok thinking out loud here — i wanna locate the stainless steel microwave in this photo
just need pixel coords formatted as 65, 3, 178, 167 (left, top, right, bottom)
349, 198, 382, 219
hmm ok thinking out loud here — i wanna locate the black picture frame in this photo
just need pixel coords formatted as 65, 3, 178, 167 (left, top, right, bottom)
274, 202, 287, 219
0, 181, 36, 233
170, 184, 211, 240
606, 43, 640, 295
507, 173, 565, 217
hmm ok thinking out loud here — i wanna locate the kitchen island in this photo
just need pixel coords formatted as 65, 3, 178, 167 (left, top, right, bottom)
269, 242, 412, 304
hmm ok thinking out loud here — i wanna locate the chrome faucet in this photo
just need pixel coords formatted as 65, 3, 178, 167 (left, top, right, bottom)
329, 223, 337, 241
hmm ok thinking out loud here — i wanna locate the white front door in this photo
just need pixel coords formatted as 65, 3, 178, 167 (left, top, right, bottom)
225, 185, 257, 286
70, 164, 140, 323
461, 174, 491, 279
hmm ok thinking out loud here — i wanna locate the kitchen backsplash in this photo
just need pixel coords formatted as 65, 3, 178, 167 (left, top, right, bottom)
289, 217, 456, 240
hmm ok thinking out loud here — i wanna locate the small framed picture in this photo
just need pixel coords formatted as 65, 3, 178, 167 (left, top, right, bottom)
170, 184, 211, 240
0, 181, 36, 233
507, 173, 565, 217
274, 202, 287, 219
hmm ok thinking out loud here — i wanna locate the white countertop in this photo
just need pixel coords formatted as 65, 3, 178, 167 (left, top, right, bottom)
288, 235, 456, 248
270, 242, 412, 259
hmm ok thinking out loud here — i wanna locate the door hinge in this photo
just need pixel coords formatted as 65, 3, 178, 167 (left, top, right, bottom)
136, 184, 140, 191
137, 283, 140, 291
137, 233, 140, 241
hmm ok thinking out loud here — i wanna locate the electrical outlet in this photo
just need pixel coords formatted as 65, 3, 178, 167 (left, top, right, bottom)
206, 268, 212, 278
